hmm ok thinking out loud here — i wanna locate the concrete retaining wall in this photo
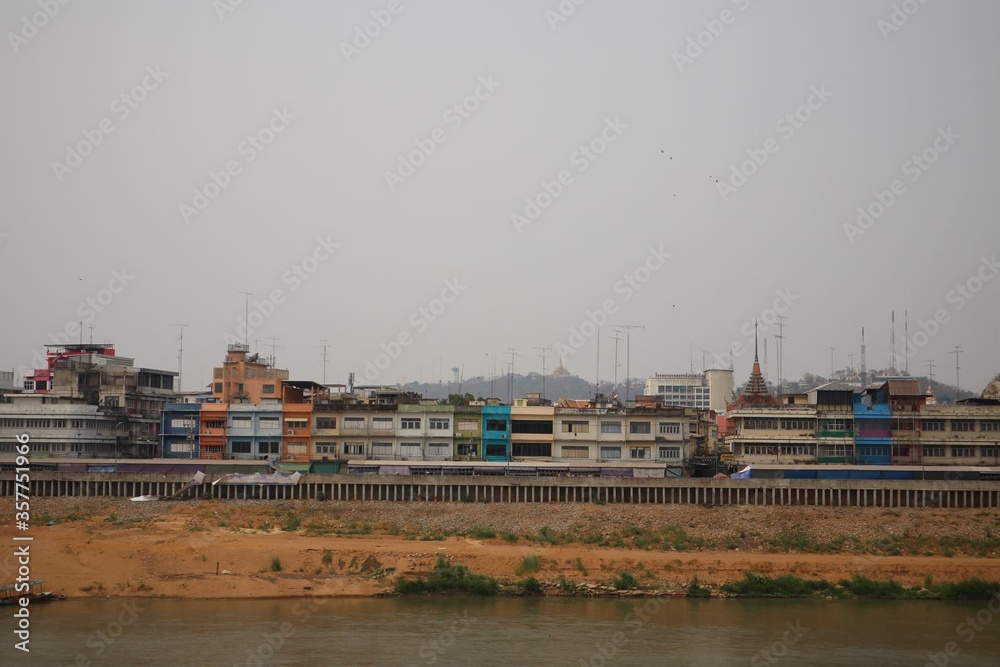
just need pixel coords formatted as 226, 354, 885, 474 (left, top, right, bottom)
2, 473, 998, 508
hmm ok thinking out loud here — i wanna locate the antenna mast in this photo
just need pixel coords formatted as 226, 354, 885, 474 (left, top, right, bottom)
174, 323, 189, 393
534, 347, 550, 402
616, 324, 645, 404
319, 339, 331, 384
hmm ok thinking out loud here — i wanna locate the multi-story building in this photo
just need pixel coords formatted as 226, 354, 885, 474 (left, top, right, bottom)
0, 370, 19, 396
481, 403, 511, 461
10, 343, 176, 458
510, 395, 554, 459
0, 394, 123, 456
644, 369, 734, 413
453, 406, 482, 460
211, 343, 289, 404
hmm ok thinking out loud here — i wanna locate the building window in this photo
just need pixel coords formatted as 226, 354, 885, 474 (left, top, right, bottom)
429, 418, 451, 430
780, 445, 816, 456
950, 446, 976, 457
429, 443, 451, 456
230, 416, 252, 429
485, 444, 507, 458
659, 446, 681, 459
214, 383, 223, 394
258, 417, 280, 430
285, 419, 308, 430
629, 422, 651, 435
630, 446, 650, 459
372, 417, 393, 431
457, 419, 478, 432
981, 446, 998, 458
951, 420, 975, 432
315, 442, 336, 454
287, 443, 307, 455
170, 417, 197, 430
458, 443, 478, 456
400, 442, 422, 458
512, 420, 553, 434
817, 444, 853, 457
231, 441, 252, 454
343, 417, 365, 430
744, 418, 777, 430
315, 417, 337, 430
344, 443, 365, 455
923, 446, 945, 458
401, 418, 421, 430
371, 442, 393, 456
258, 442, 279, 454
599, 446, 622, 459
485, 419, 507, 432
512, 443, 552, 457
262, 384, 275, 394
561, 420, 589, 434
600, 421, 622, 434
561, 445, 589, 459
780, 419, 814, 431
980, 421, 1000, 432
921, 420, 945, 432
658, 422, 680, 435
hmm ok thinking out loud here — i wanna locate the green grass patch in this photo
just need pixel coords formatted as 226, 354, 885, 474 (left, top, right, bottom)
721, 572, 833, 598
269, 556, 283, 572
612, 571, 638, 590
394, 556, 499, 596
515, 554, 542, 576
518, 576, 543, 596
687, 576, 711, 597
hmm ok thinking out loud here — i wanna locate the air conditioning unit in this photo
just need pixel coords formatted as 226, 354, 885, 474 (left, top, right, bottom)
286, 454, 294, 461
287, 430, 294, 435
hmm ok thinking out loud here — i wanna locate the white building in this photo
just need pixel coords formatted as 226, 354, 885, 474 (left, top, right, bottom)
644, 369, 734, 413
0, 394, 124, 456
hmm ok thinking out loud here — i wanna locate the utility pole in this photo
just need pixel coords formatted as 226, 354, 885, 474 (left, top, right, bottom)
829, 347, 835, 378
609, 330, 623, 393
534, 347, 550, 402
506, 348, 521, 404
949, 346, 963, 403
774, 316, 786, 396
616, 324, 645, 405
238, 292, 254, 348
699, 349, 709, 373
319, 339, 331, 384
174, 324, 188, 393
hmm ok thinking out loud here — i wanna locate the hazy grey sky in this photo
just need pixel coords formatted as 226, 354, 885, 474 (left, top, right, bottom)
2, 0, 998, 394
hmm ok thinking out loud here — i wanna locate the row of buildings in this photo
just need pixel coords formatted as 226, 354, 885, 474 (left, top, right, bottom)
2, 339, 999, 469
725, 339, 1000, 466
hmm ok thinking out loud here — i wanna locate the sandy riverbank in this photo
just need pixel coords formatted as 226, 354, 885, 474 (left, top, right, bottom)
2, 498, 998, 599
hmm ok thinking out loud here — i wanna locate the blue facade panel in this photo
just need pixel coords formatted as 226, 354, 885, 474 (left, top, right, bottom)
160, 403, 201, 459
481, 405, 511, 462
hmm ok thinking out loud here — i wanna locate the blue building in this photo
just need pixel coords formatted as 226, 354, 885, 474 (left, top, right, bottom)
481, 405, 511, 461
226, 404, 282, 461
854, 387, 891, 465
159, 403, 201, 459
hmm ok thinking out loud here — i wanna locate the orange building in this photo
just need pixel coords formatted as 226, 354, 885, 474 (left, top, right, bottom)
199, 402, 228, 459
211, 344, 289, 404
280, 382, 330, 463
